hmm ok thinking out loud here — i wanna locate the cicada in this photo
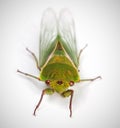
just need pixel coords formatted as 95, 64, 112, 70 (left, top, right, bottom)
17, 8, 101, 117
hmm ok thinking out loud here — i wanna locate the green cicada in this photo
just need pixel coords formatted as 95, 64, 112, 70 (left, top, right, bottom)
17, 8, 101, 117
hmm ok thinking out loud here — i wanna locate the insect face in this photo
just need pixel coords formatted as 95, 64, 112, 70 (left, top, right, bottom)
45, 80, 70, 93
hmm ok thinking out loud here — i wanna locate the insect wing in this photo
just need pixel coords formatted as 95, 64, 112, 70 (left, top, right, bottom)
59, 9, 78, 67
39, 8, 58, 68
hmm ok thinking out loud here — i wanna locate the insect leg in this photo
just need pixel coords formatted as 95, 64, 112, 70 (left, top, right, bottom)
33, 88, 54, 116
17, 69, 40, 81
78, 44, 88, 61
80, 76, 102, 82
61, 89, 74, 117
26, 48, 41, 71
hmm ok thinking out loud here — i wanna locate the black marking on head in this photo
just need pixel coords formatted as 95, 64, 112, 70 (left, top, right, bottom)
57, 80, 63, 85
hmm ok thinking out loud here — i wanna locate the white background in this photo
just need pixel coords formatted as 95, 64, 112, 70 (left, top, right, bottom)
0, 0, 120, 128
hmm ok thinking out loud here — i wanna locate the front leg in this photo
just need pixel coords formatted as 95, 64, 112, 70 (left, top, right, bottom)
33, 88, 54, 116
61, 89, 74, 117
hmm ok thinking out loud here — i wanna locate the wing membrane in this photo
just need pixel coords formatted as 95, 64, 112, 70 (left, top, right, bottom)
39, 8, 58, 68
58, 9, 78, 67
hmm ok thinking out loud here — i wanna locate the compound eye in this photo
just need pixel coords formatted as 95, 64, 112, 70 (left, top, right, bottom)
69, 81, 74, 86
45, 80, 50, 85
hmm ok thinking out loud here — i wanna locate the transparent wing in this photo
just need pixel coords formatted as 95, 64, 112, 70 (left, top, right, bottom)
58, 9, 78, 67
39, 8, 58, 68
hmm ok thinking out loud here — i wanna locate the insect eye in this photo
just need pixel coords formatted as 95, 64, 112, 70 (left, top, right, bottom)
45, 80, 50, 85
69, 81, 74, 86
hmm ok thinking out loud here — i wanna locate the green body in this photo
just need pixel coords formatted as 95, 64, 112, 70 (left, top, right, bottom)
17, 9, 101, 117
40, 40, 80, 94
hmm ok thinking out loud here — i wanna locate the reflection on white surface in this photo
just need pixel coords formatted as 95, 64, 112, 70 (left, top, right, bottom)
0, 0, 120, 128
